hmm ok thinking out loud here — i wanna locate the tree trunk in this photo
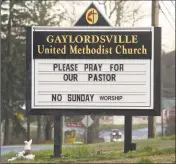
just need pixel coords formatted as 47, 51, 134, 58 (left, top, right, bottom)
3, 117, 9, 145
87, 116, 100, 144
3, 0, 13, 146
115, 1, 123, 27
37, 116, 41, 143
27, 116, 30, 140
45, 120, 52, 141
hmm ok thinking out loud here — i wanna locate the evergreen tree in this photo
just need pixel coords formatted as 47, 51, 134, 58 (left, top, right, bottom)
22, 0, 67, 142
1, 0, 27, 144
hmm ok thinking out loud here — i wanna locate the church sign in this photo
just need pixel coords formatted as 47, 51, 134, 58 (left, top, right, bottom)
26, 3, 161, 116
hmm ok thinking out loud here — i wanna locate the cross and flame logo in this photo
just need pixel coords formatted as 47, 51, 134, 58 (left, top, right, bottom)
86, 8, 99, 24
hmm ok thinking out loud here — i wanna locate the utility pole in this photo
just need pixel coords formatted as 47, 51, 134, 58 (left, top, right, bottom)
148, 0, 159, 138
161, 111, 164, 136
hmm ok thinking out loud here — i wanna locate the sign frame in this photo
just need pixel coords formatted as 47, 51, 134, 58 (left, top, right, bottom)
26, 26, 161, 116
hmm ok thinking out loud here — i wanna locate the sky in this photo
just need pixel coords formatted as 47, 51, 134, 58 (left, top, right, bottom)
57, 1, 175, 53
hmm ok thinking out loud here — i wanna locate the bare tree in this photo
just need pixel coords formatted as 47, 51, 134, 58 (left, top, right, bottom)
98, 1, 149, 27
59, 1, 88, 26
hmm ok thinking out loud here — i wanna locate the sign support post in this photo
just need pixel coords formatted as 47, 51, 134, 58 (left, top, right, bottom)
124, 116, 132, 153
124, 116, 136, 153
51, 114, 63, 158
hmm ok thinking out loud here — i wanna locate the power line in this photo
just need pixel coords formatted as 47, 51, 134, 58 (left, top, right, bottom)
159, 4, 175, 32
161, 0, 175, 22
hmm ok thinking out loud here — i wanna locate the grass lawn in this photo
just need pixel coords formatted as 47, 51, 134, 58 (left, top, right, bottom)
99, 123, 149, 131
2, 135, 175, 163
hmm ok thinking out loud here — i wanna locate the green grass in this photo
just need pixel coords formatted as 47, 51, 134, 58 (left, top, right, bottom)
99, 123, 149, 131
157, 134, 176, 140
2, 135, 175, 163
136, 157, 153, 163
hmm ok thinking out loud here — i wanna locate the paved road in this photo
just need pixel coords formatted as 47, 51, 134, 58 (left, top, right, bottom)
1, 125, 163, 155
132, 125, 162, 139
99, 125, 162, 140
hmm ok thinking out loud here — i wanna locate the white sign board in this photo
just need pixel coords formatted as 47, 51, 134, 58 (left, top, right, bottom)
31, 27, 154, 110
